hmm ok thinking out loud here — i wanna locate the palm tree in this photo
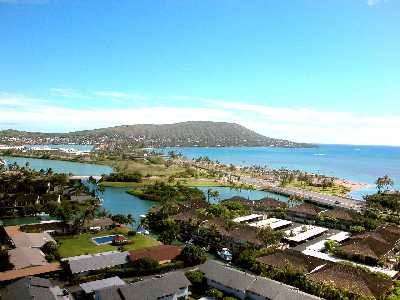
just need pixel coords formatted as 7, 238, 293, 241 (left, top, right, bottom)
376, 175, 394, 193
127, 214, 135, 228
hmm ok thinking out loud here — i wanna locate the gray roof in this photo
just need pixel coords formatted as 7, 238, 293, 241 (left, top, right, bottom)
1, 276, 56, 300
8, 247, 48, 269
65, 251, 129, 274
80, 276, 126, 294
199, 260, 321, 300
95, 286, 122, 300
247, 277, 322, 300
199, 260, 256, 292
96, 271, 191, 300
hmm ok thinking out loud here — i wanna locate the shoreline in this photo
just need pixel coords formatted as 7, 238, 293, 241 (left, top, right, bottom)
1, 152, 373, 195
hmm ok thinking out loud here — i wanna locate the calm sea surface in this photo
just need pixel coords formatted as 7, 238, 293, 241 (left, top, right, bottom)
162, 145, 400, 198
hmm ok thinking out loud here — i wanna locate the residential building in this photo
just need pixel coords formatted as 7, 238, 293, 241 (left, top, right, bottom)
4, 225, 56, 248
0, 276, 72, 300
199, 260, 257, 299
95, 271, 191, 300
82, 218, 114, 232
256, 249, 327, 273
199, 260, 321, 300
233, 214, 264, 224
8, 247, 48, 269
287, 203, 324, 224
284, 225, 328, 246
63, 251, 129, 276
318, 208, 358, 229
307, 263, 393, 299
80, 276, 126, 297
249, 218, 292, 230
336, 225, 400, 266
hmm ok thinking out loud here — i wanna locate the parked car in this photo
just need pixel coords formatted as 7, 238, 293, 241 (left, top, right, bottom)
217, 248, 232, 261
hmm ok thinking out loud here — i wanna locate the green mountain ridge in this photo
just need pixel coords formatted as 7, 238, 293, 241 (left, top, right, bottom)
0, 121, 314, 148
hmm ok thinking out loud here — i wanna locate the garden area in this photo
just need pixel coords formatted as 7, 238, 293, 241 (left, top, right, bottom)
55, 227, 161, 258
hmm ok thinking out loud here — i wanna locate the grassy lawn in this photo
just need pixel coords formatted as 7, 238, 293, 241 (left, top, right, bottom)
287, 180, 351, 197
56, 227, 161, 258
103, 160, 187, 177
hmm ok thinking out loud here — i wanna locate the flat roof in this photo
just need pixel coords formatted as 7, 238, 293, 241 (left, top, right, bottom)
249, 218, 292, 230
233, 214, 263, 223
285, 225, 328, 243
80, 276, 126, 294
327, 231, 350, 242
64, 251, 129, 274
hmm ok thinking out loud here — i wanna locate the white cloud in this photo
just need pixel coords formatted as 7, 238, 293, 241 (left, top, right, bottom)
1, 92, 400, 146
210, 100, 400, 146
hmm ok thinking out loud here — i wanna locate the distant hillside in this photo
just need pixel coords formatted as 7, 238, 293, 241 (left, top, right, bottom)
0, 121, 314, 148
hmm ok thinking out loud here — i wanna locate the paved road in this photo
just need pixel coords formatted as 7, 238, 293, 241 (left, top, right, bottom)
240, 176, 364, 211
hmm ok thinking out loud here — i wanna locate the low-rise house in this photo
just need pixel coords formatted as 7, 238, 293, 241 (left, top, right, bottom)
225, 197, 287, 211
249, 218, 292, 230
233, 214, 264, 224
63, 251, 129, 276
8, 247, 48, 269
80, 276, 126, 298
247, 276, 321, 300
287, 203, 324, 224
336, 225, 400, 266
0, 263, 61, 282
318, 208, 358, 229
129, 245, 182, 265
96, 271, 191, 300
256, 249, 327, 273
199, 260, 257, 299
0, 276, 72, 300
4, 225, 56, 248
307, 263, 393, 299
284, 225, 328, 246
82, 218, 114, 232
199, 260, 321, 300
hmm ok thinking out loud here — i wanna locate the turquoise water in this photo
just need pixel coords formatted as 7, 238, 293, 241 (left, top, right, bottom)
162, 145, 400, 198
196, 186, 288, 204
0, 156, 113, 176
92, 235, 117, 245
100, 187, 158, 226
0, 216, 59, 226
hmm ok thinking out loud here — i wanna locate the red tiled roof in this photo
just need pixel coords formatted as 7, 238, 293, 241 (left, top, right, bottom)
129, 245, 182, 263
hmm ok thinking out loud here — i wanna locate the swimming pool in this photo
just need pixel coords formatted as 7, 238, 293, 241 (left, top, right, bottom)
92, 235, 117, 245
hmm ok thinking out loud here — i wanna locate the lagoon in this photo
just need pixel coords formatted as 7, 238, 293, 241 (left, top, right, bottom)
196, 186, 288, 204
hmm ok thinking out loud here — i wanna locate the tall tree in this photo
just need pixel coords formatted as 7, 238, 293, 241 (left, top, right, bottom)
376, 175, 394, 193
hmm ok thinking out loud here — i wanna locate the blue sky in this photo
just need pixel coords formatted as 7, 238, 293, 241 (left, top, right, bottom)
1, 0, 399, 145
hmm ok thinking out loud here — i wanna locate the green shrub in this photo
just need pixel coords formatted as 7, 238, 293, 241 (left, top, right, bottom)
207, 288, 224, 299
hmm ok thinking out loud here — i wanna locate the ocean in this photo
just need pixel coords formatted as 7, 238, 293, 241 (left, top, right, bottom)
161, 144, 400, 198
